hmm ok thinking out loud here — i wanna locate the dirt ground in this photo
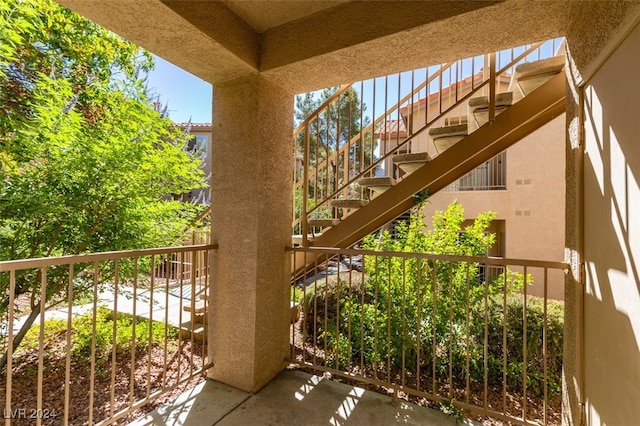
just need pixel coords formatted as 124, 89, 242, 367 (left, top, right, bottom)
0, 341, 207, 425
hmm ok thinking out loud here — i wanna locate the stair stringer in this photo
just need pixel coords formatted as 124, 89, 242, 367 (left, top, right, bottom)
292, 72, 566, 277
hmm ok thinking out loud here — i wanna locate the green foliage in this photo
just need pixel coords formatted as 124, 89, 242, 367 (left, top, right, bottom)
21, 318, 67, 350
294, 87, 370, 162
482, 294, 564, 396
0, 0, 206, 327
300, 271, 367, 338
307, 202, 498, 369
303, 201, 564, 398
294, 87, 374, 205
21, 307, 178, 364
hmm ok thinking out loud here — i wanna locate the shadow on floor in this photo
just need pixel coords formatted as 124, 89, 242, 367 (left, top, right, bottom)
129, 369, 478, 425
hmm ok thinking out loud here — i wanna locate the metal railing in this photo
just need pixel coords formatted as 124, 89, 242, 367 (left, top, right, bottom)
445, 151, 507, 191
292, 38, 564, 241
288, 246, 568, 425
0, 243, 216, 425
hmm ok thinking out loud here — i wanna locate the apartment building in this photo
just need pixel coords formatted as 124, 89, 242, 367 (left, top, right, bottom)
373, 67, 566, 299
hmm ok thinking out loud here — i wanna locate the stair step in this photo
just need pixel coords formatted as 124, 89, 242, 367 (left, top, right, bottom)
468, 92, 513, 132
468, 92, 513, 110
392, 152, 430, 175
292, 234, 316, 245
179, 320, 206, 342
357, 176, 396, 194
329, 199, 367, 209
512, 56, 564, 98
196, 289, 209, 301
516, 55, 564, 79
183, 300, 206, 314
429, 124, 468, 154
307, 219, 340, 227
428, 123, 468, 138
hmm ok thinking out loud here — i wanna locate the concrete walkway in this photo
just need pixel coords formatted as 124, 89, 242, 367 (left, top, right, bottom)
129, 369, 479, 426
9, 284, 198, 335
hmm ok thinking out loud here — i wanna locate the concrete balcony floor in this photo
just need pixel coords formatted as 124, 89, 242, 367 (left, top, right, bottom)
129, 369, 479, 426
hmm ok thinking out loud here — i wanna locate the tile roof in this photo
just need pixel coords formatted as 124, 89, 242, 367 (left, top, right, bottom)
373, 119, 407, 137
177, 122, 213, 132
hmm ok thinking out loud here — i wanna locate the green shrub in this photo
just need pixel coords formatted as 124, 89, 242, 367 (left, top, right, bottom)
20, 318, 68, 351
19, 307, 178, 364
300, 271, 366, 338
480, 294, 564, 396
301, 202, 564, 398
71, 306, 178, 362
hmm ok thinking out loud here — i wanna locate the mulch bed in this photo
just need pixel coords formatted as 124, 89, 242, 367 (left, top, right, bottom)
0, 341, 207, 425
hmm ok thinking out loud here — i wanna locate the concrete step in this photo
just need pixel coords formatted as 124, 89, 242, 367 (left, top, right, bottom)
183, 300, 206, 314
357, 176, 396, 195
292, 234, 316, 245
307, 219, 340, 227
392, 152, 430, 175
468, 92, 513, 132
511, 55, 564, 100
290, 301, 300, 323
329, 199, 367, 209
428, 123, 468, 154
179, 320, 206, 342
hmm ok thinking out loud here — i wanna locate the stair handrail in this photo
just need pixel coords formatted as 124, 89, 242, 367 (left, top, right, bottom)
293, 84, 354, 135
293, 61, 456, 193
294, 40, 551, 238
293, 60, 456, 237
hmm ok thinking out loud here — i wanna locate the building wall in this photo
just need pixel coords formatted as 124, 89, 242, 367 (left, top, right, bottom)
582, 21, 640, 425
188, 127, 212, 204
420, 114, 566, 300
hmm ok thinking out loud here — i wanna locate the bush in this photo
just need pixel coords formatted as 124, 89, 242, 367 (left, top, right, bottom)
71, 306, 178, 362
300, 202, 564, 398
481, 294, 564, 396
299, 271, 366, 338
20, 307, 178, 364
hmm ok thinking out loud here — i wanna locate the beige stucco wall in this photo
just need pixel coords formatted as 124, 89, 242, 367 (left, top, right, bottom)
581, 22, 640, 426
421, 114, 566, 300
396, 77, 510, 160
563, 4, 640, 425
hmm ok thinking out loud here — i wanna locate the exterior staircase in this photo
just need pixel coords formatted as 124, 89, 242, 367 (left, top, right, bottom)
292, 47, 566, 276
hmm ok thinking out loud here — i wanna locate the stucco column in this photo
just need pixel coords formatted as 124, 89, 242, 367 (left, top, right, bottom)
208, 75, 293, 392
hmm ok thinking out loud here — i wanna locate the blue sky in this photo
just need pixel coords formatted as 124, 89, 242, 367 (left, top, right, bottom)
144, 55, 213, 124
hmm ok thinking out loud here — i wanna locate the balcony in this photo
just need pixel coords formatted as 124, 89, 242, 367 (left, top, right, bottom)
131, 369, 475, 426
0, 243, 566, 425
445, 152, 507, 192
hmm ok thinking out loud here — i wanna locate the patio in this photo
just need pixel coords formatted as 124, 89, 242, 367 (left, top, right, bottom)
129, 369, 478, 426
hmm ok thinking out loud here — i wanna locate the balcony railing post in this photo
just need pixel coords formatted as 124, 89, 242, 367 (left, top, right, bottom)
489, 52, 497, 123
302, 120, 310, 246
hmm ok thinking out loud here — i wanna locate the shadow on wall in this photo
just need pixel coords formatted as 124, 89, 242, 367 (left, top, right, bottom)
582, 24, 640, 424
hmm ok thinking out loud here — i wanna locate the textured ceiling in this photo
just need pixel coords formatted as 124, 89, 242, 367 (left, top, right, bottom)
56, 1, 640, 93
222, 0, 349, 33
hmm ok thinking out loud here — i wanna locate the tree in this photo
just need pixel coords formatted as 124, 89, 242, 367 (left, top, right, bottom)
294, 87, 373, 187
302, 201, 502, 373
293, 87, 376, 230
0, 0, 206, 369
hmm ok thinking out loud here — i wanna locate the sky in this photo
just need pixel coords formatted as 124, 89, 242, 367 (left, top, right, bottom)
144, 55, 213, 124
